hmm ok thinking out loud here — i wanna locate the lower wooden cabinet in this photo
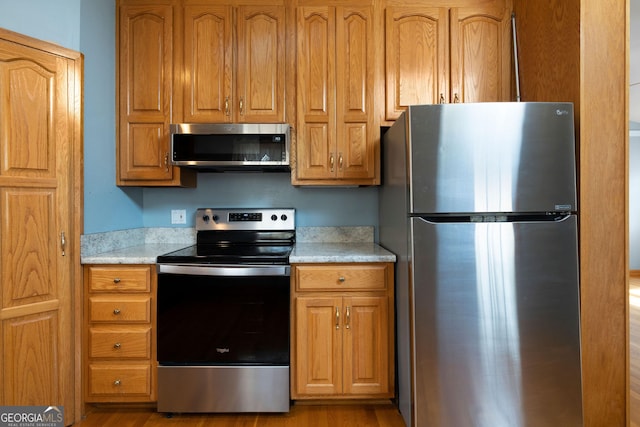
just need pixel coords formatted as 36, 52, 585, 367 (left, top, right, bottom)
291, 263, 394, 399
83, 265, 156, 403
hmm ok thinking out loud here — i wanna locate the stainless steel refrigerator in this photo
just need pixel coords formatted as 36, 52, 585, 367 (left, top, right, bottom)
379, 102, 583, 427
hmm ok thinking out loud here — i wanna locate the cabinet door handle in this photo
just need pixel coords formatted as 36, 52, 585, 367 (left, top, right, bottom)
335, 306, 340, 329
225, 96, 230, 116
453, 93, 460, 103
60, 231, 66, 256
330, 154, 335, 172
338, 153, 343, 170
345, 306, 351, 329
439, 93, 445, 104
239, 97, 244, 115
164, 152, 170, 172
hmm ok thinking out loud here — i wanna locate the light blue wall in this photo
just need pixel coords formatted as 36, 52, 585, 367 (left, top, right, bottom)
2, 0, 380, 235
143, 173, 379, 227
0, 0, 81, 50
80, 0, 143, 233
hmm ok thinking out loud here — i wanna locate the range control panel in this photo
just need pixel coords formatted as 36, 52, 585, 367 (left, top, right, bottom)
196, 208, 295, 231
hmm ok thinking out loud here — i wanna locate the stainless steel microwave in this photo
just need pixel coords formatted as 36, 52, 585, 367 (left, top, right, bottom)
170, 123, 290, 171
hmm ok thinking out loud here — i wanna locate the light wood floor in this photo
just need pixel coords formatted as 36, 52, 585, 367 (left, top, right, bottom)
73, 402, 407, 427
631, 275, 640, 427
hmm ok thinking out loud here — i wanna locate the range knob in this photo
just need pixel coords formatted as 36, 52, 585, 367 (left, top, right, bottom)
202, 215, 210, 223
271, 214, 278, 221
281, 214, 288, 221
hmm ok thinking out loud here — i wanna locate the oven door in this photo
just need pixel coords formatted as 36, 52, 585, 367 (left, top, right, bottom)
157, 264, 290, 366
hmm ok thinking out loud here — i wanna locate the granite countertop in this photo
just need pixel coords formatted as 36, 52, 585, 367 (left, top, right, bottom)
80, 226, 396, 265
290, 242, 395, 263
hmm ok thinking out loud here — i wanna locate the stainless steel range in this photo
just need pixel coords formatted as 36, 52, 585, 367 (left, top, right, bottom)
156, 208, 295, 413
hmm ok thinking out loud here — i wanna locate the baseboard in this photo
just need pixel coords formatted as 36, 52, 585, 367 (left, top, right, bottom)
631, 270, 640, 277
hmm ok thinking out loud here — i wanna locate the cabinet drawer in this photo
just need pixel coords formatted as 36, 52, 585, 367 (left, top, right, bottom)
88, 266, 150, 292
88, 364, 151, 396
295, 265, 387, 291
89, 327, 151, 359
89, 295, 151, 323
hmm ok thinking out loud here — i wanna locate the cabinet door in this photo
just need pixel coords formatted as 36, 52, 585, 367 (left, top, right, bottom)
342, 296, 390, 395
335, 6, 376, 180
237, 6, 286, 123
449, 7, 512, 103
183, 5, 233, 123
296, 6, 336, 180
295, 296, 342, 396
385, 7, 449, 120
0, 34, 77, 423
118, 4, 174, 181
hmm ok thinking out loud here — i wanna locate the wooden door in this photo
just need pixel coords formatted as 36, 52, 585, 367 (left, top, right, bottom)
236, 5, 286, 123
385, 7, 449, 120
335, 6, 376, 181
342, 296, 389, 396
118, 3, 176, 182
182, 5, 233, 123
449, 6, 512, 103
295, 296, 342, 396
0, 33, 79, 425
296, 6, 336, 180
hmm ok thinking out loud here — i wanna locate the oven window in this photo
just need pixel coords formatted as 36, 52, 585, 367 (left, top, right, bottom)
157, 273, 289, 365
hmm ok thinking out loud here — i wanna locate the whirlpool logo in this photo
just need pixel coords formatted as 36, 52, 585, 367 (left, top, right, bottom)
0, 406, 63, 427
216, 348, 230, 354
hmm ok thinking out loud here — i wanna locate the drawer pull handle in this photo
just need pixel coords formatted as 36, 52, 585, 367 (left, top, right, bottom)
113, 308, 121, 315
114, 379, 121, 386
338, 276, 345, 283
113, 278, 121, 284
113, 342, 121, 350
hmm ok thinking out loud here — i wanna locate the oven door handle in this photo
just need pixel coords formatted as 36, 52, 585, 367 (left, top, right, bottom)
157, 263, 290, 277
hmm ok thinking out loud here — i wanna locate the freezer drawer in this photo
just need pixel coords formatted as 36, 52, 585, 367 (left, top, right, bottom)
410, 215, 582, 427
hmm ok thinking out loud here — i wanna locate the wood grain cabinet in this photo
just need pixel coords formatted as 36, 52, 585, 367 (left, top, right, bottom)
182, 4, 286, 123
84, 265, 156, 402
294, 5, 380, 186
385, 3, 512, 121
117, 0, 195, 187
116, 0, 286, 186
291, 263, 394, 399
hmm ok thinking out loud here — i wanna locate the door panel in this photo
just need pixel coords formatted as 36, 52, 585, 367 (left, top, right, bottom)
343, 296, 389, 395
407, 103, 577, 214
0, 34, 75, 423
295, 296, 342, 395
385, 7, 449, 120
410, 216, 582, 426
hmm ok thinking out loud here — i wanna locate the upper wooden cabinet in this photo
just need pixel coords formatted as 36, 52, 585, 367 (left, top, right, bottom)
117, 1, 195, 186
182, 4, 286, 123
385, 4, 512, 121
117, 0, 286, 186
294, 5, 379, 186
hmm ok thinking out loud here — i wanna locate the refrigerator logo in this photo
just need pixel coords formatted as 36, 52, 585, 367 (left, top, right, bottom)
555, 204, 572, 211
216, 348, 230, 354
556, 109, 570, 116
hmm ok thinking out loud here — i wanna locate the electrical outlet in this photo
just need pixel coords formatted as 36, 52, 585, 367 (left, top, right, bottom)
171, 209, 187, 224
